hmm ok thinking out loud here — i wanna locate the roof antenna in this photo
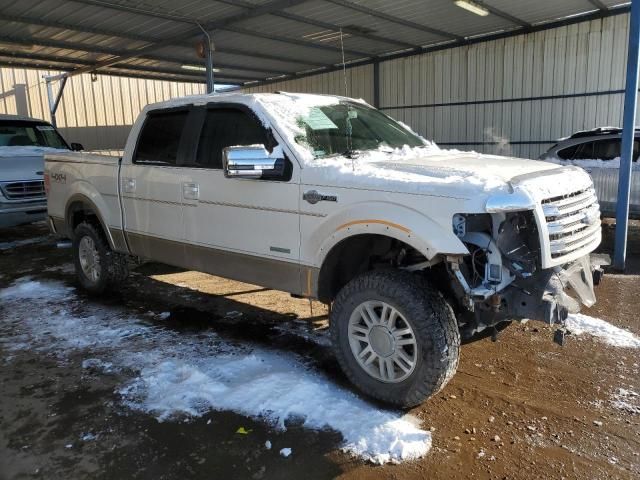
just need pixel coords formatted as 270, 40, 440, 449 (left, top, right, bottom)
339, 28, 354, 171
339, 27, 349, 99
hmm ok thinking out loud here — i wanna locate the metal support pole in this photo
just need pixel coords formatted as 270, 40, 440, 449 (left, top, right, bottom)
44, 75, 68, 128
614, 0, 640, 270
205, 36, 215, 94
373, 60, 380, 108
196, 23, 215, 94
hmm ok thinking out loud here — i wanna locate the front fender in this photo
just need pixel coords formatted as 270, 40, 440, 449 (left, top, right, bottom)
308, 201, 468, 267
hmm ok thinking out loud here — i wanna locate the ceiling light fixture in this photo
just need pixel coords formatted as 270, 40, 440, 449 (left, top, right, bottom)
181, 64, 219, 72
454, 0, 489, 16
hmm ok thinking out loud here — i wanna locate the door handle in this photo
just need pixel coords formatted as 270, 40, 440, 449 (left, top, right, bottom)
182, 182, 199, 200
122, 177, 136, 193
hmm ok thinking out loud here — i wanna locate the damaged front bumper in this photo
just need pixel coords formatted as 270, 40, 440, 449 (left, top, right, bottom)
514, 254, 602, 325
454, 254, 603, 340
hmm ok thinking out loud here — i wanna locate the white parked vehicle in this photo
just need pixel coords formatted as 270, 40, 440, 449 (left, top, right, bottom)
45, 92, 603, 407
539, 127, 640, 219
0, 114, 81, 228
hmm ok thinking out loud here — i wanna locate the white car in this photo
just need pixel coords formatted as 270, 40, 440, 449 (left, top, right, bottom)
45, 92, 602, 407
0, 114, 81, 228
539, 127, 640, 219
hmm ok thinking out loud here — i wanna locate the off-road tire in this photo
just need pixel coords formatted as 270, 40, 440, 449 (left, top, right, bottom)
72, 221, 128, 294
330, 270, 460, 407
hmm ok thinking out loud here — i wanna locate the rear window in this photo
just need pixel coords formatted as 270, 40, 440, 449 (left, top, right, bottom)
0, 120, 68, 149
557, 138, 640, 162
592, 139, 621, 160
134, 110, 188, 165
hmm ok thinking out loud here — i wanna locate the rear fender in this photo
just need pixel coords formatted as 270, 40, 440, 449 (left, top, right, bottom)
64, 180, 117, 249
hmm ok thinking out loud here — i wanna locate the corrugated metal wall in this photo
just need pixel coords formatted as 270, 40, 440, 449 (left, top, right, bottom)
0, 68, 205, 151
245, 13, 632, 160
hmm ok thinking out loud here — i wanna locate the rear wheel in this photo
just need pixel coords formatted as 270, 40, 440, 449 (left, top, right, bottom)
72, 222, 128, 294
330, 270, 460, 408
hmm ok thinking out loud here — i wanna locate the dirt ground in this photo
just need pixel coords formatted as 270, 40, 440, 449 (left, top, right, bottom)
0, 221, 639, 480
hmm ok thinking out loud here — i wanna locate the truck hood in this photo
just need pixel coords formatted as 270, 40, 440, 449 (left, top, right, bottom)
302, 148, 591, 202
0, 146, 67, 182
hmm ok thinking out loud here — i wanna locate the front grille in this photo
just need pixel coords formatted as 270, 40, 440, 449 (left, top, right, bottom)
542, 187, 601, 259
0, 180, 46, 200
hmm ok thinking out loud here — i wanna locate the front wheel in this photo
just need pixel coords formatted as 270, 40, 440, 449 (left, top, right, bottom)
330, 270, 460, 408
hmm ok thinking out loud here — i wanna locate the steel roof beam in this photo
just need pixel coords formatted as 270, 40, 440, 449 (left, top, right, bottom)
0, 9, 328, 68
0, 13, 296, 76
0, 34, 283, 80
272, 11, 419, 49
222, 25, 369, 56
0, 50, 248, 84
587, 0, 608, 11
323, 0, 463, 41
0, 49, 226, 81
475, 1, 531, 28
64, 0, 364, 76
218, 47, 326, 67
214, 0, 422, 49
0, 59, 216, 84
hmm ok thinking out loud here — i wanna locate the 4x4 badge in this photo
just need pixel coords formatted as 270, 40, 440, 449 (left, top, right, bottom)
303, 190, 337, 204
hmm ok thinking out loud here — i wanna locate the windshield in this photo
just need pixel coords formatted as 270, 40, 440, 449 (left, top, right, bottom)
294, 101, 425, 158
0, 120, 69, 149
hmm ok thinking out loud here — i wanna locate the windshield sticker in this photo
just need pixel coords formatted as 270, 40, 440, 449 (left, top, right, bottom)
36, 125, 55, 131
301, 108, 338, 130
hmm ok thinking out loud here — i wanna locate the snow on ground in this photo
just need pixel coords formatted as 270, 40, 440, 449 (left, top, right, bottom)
565, 313, 640, 348
611, 388, 640, 415
0, 278, 431, 464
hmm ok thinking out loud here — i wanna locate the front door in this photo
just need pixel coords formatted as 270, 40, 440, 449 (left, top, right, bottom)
180, 105, 302, 293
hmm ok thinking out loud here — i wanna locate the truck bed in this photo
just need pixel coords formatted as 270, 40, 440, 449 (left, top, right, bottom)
44, 151, 123, 244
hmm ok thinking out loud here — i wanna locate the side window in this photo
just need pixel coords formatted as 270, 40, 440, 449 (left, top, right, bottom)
557, 144, 578, 160
194, 108, 268, 169
572, 141, 595, 160
592, 139, 621, 160
134, 110, 189, 165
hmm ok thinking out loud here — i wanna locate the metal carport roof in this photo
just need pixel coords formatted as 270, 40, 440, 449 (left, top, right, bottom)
0, 0, 631, 86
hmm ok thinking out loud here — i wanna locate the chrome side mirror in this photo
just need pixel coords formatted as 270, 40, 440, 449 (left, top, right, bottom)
223, 145, 285, 179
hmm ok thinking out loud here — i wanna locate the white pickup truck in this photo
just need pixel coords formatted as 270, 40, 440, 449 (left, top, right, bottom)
45, 92, 602, 407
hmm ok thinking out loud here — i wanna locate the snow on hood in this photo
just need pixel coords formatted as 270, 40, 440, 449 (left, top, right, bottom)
0, 145, 67, 157
303, 144, 567, 198
0, 278, 432, 464
0, 146, 64, 181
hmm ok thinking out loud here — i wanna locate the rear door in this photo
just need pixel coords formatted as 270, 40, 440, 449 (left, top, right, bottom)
120, 107, 190, 263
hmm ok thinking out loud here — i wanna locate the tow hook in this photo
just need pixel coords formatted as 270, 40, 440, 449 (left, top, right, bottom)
491, 326, 499, 342
489, 294, 502, 312
553, 327, 567, 346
